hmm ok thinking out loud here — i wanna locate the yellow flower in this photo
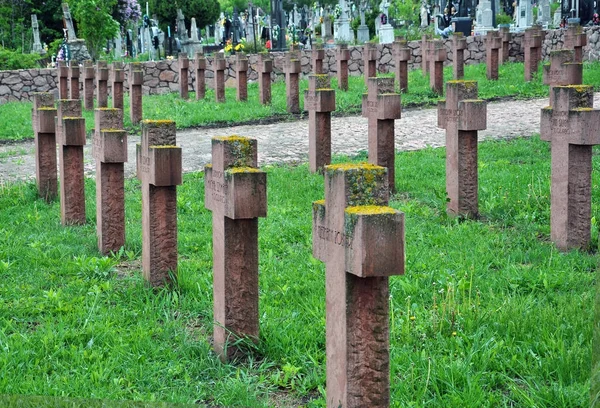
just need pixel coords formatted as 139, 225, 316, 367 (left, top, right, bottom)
235, 43, 244, 51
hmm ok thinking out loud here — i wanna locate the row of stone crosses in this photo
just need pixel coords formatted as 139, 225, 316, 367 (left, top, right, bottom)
30, 21, 596, 406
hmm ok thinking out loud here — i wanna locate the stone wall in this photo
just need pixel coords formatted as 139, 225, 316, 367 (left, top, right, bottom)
2, 26, 599, 104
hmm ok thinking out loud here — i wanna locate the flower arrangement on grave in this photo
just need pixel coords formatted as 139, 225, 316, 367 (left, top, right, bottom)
224, 39, 233, 53
234, 43, 244, 52
334, 4, 342, 19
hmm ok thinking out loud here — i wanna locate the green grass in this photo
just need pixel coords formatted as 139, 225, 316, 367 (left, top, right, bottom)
0, 135, 596, 406
2, 60, 600, 142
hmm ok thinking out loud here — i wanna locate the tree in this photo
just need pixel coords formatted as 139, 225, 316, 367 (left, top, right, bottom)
70, 0, 120, 59
149, 0, 220, 34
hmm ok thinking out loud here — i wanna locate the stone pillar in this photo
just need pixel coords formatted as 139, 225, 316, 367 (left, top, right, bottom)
452, 33, 467, 80
136, 120, 182, 286
361, 77, 401, 192
336, 44, 350, 91
363, 42, 378, 85
540, 85, 600, 250
305, 75, 336, 173
82, 60, 94, 110
32, 93, 57, 202
312, 44, 325, 74
94, 108, 127, 254
96, 61, 109, 108
564, 22, 587, 63
195, 52, 206, 100
427, 39, 446, 95
421, 34, 432, 74
56, 99, 86, 225
57, 60, 69, 100
485, 31, 502, 80
204, 136, 267, 361
69, 61, 80, 100
179, 54, 189, 100
111, 62, 125, 109
284, 50, 301, 114
129, 62, 143, 125
499, 26, 511, 63
213, 52, 226, 103
235, 53, 249, 102
392, 37, 410, 92
542, 50, 582, 105
257, 52, 273, 105
437, 81, 487, 218
312, 163, 405, 408
523, 27, 542, 81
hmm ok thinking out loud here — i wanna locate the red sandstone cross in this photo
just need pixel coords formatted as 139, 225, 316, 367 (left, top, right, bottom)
257, 52, 273, 105
235, 52, 249, 102
284, 49, 301, 114
392, 36, 410, 92
540, 85, 600, 250
452, 33, 467, 80
195, 52, 206, 100
312, 163, 404, 408
82, 60, 94, 110
32, 93, 57, 202
542, 50, 582, 105
111, 61, 125, 109
305, 74, 336, 173
96, 60, 109, 108
312, 45, 325, 74
129, 62, 144, 125
564, 22, 587, 63
213, 52, 226, 103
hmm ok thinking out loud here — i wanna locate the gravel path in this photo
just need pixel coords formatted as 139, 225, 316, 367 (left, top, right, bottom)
1, 94, 597, 183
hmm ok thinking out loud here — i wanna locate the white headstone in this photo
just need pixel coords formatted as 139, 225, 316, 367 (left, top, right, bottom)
481, 0, 494, 28
420, 0, 429, 27
517, 0, 532, 28
114, 30, 122, 58
215, 13, 224, 43
537, 0, 551, 25
553, 7, 562, 26
62, 3, 77, 40
31, 14, 43, 54
358, 1, 370, 42
335, 0, 353, 42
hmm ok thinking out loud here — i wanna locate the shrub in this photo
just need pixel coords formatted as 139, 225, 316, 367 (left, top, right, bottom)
0, 48, 42, 70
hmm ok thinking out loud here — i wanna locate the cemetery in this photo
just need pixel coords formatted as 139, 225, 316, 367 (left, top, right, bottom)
2, 0, 600, 406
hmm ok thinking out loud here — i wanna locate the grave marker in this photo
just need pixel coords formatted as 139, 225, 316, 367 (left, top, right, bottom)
362, 77, 401, 192
204, 136, 267, 361
392, 36, 410, 92
542, 50, 582, 104
195, 52, 206, 100
524, 27, 542, 81
213, 53, 226, 103
57, 60, 69, 100
305, 75, 336, 172
111, 61, 125, 109
363, 42, 378, 86
82, 60, 94, 110
312, 163, 405, 408
32, 93, 57, 202
437, 81, 487, 217
284, 50, 301, 113
564, 22, 587, 63
129, 62, 143, 125
69, 61, 80, 100
540, 85, 600, 250
312, 44, 325, 74
427, 40, 446, 95
336, 43, 350, 91
136, 120, 182, 286
452, 32, 467, 79
499, 26, 511, 63
179, 54, 190, 100
235, 53, 249, 102
421, 34, 432, 74
485, 31, 502, 80
96, 61, 109, 108
257, 52, 273, 105
94, 108, 127, 254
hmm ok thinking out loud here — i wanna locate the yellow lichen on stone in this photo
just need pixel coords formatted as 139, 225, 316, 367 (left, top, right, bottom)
345, 205, 397, 215
573, 107, 593, 111
37, 107, 56, 111
326, 162, 384, 173
150, 145, 178, 148
227, 166, 261, 173
143, 119, 175, 126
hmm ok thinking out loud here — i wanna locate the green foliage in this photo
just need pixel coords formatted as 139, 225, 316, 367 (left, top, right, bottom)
0, 46, 41, 69
70, 0, 120, 60
393, 0, 421, 26
496, 12, 513, 25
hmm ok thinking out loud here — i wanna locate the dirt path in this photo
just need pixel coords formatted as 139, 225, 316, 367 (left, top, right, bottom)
1, 94, 596, 184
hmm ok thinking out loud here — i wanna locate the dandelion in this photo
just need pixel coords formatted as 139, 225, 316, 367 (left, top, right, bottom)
410, 316, 415, 321
452, 331, 457, 336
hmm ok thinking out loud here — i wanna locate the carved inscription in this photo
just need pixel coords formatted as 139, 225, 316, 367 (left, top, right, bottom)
317, 224, 353, 249
205, 170, 226, 204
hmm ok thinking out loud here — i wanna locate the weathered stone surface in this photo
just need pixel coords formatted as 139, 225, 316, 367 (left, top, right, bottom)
305, 75, 336, 173
32, 93, 57, 202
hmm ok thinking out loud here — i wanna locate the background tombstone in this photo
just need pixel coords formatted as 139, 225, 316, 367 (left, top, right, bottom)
129, 62, 143, 125
257, 52, 273, 105
312, 44, 325, 74
31, 15, 43, 54
235, 53, 249, 102
363, 42, 378, 85
56, 99, 86, 225
537, 0, 551, 25
485, 31, 502, 80
305, 75, 336, 173
499, 26, 511, 63
57, 60, 69, 100
195, 52, 207, 100
421, 34, 431, 74
437, 80, 487, 218
564, 22, 587, 63
362, 77, 401, 192
69, 61, 80, 100
452, 32, 467, 79
204, 136, 267, 361
96, 61, 109, 108
32, 93, 57, 202
357, 2, 370, 43
137, 120, 182, 286
542, 50, 582, 104
517, 0, 533, 28
336, 43, 350, 92
312, 163, 404, 408
82, 60, 94, 110
427, 39, 446, 95
179, 54, 190, 100
94, 108, 127, 254
523, 27, 542, 81
392, 37, 410, 92
213, 52, 226, 103
284, 50, 301, 113
111, 61, 125, 109
540, 85, 600, 250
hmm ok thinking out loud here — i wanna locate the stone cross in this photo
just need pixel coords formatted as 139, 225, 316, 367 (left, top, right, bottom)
540, 85, 600, 250
136, 120, 182, 286
32, 93, 57, 202
96, 61, 109, 108
312, 44, 325, 74
111, 62, 125, 109
336, 43, 350, 92
485, 31, 502, 80
179, 54, 190, 100
56, 99, 86, 225
363, 42, 378, 86
392, 37, 410, 92
57, 60, 69, 100
305, 75, 336, 172
564, 22, 587, 63
195, 52, 206, 100
437, 81, 487, 217
257, 52, 273, 105
204, 136, 267, 361
543, 50, 582, 105
68, 61, 79, 100
523, 27, 543, 81
129, 62, 143, 125
284, 50, 301, 113
235, 53, 249, 102
312, 163, 405, 408
421, 34, 432, 74
94, 108, 127, 254
62, 3, 77, 41
32, 15, 43, 54
452, 32, 467, 79
213, 53, 226, 103
361, 77, 401, 192
427, 39, 446, 95
82, 60, 94, 110
499, 26, 511, 63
